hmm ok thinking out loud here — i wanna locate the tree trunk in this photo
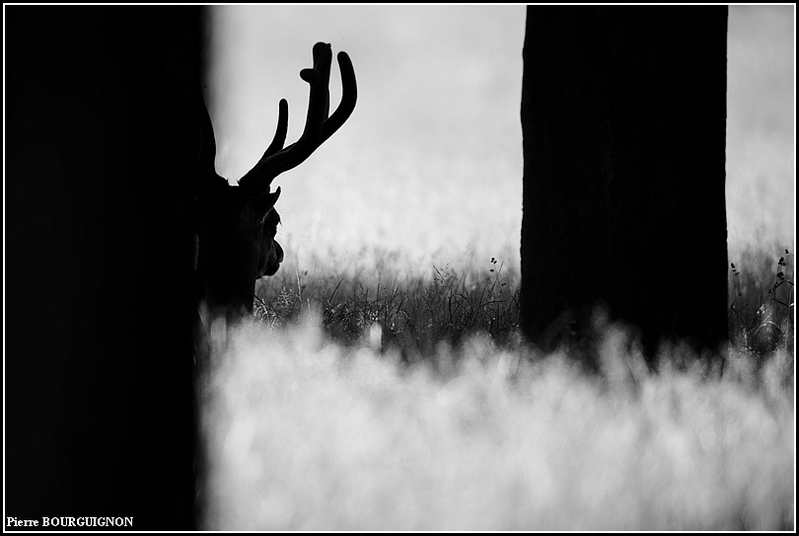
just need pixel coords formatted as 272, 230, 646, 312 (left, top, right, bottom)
6, 7, 202, 528
520, 6, 728, 357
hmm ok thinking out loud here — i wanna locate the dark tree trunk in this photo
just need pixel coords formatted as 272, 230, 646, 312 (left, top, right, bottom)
520, 6, 728, 357
6, 7, 203, 529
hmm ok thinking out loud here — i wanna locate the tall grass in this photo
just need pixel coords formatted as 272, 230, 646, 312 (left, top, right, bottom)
729, 247, 795, 356
254, 254, 520, 364
254, 246, 794, 363
200, 245, 795, 530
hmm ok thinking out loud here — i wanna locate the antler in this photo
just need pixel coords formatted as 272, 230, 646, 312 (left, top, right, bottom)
197, 92, 229, 194
238, 42, 357, 196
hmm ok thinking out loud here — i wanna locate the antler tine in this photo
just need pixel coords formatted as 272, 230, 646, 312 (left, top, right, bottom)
318, 51, 357, 145
257, 98, 289, 164
197, 94, 218, 177
239, 42, 356, 196
197, 94, 230, 195
290, 41, 333, 164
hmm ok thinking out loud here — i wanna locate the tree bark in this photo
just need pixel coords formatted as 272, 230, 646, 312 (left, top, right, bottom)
520, 6, 728, 357
6, 6, 202, 529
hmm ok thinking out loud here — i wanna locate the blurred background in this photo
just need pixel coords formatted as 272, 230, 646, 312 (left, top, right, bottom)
207, 5, 795, 275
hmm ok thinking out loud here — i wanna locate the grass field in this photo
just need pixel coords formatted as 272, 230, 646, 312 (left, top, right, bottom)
201, 5, 795, 531
202, 328, 793, 530
199, 246, 794, 531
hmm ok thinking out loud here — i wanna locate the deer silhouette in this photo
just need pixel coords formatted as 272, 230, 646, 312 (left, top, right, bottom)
195, 42, 356, 319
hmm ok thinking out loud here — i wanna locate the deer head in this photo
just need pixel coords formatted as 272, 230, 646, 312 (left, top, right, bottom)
195, 42, 356, 319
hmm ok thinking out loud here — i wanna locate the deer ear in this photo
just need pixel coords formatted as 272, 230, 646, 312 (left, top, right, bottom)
252, 186, 281, 216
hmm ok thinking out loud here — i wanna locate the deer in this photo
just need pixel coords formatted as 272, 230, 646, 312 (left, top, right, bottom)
194, 42, 356, 321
